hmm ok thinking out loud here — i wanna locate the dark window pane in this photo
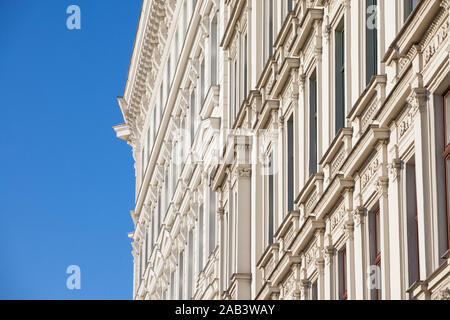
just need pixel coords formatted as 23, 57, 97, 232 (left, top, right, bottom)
335, 21, 345, 133
366, 0, 378, 85
287, 116, 294, 211
209, 190, 216, 253
309, 72, 318, 176
268, 152, 274, 244
269, 0, 274, 57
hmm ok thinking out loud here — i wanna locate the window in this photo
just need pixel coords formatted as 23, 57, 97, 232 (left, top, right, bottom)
209, 189, 216, 254
143, 142, 147, 172
200, 59, 205, 105
139, 247, 143, 283
147, 125, 152, 159
145, 231, 148, 268
165, 170, 169, 213
232, 192, 237, 274
179, 251, 184, 299
150, 210, 155, 249
287, 115, 294, 211
443, 90, 450, 250
229, 62, 235, 128
311, 280, 318, 300
244, 34, 248, 100
405, 159, 420, 288
335, 19, 345, 133
369, 206, 381, 299
309, 71, 318, 176
190, 91, 196, 144
188, 229, 194, 299
338, 248, 347, 300
404, 0, 419, 21
158, 191, 162, 232
181, 117, 186, 162
225, 210, 230, 286
198, 204, 204, 270
167, 57, 171, 95
153, 106, 157, 142
288, 0, 294, 12
234, 60, 238, 120
263, 0, 274, 61
211, 17, 218, 85
170, 271, 175, 299
141, 148, 145, 180
268, 0, 274, 58
183, 0, 188, 37
160, 83, 164, 120
175, 29, 180, 59
268, 152, 274, 244
172, 144, 177, 196
366, 0, 378, 85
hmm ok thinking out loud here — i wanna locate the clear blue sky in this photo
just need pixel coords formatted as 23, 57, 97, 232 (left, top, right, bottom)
0, 0, 142, 299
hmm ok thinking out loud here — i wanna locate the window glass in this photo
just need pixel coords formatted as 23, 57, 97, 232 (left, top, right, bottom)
287, 116, 294, 211
447, 157, 450, 227
311, 281, 318, 300
188, 230, 193, 298
211, 17, 218, 85
366, 0, 378, 85
268, 152, 274, 244
446, 94, 450, 145
376, 211, 381, 256
179, 252, 184, 299
404, 0, 419, 21
199, 204, 204, 269
335, 20, 345, 133
209, 190, 216, 253
309, 72, 318, 176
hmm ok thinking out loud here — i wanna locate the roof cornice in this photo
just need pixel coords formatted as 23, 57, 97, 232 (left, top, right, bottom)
118, 0, 177, 145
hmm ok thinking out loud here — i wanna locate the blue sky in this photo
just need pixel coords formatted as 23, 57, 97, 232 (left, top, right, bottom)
0, 1, 141, 299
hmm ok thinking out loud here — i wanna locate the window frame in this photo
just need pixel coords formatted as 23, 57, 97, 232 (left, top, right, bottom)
371, 208, 382, 300
309, 70, 318, 177
443, 90, 450, 250
335, 18, 345, 134
286, 114, 295, 212
268, 151, 275, 245
338, 247, 347, 300
365, 0, 378, 86
404, 0, 419, 22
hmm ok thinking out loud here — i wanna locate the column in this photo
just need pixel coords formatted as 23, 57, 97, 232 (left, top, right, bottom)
352, 206, 366, 299
344, 188, 356, 300
387, 157, 405, 299
323, 221, 334, 299
233, 164, 252, 299
251, 130, 263, 298
377, 174, 391, 300
218, 206, 225, 299
410, 88, 434, 279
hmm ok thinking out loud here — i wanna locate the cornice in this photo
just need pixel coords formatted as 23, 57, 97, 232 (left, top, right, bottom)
118, 0, 177, 145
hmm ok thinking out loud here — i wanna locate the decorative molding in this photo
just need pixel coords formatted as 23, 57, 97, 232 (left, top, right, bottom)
438, 287, 450, 300
388, 159, 403, 182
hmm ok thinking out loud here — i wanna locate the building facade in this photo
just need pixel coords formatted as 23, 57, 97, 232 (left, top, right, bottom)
114, 0, 450, 300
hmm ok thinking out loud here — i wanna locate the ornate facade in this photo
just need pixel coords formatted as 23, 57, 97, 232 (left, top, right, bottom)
114, 0, 450, 300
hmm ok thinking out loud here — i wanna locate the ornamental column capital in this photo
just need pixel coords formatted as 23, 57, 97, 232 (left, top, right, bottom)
407, 87, 428, 113
388, 159, 403, 182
